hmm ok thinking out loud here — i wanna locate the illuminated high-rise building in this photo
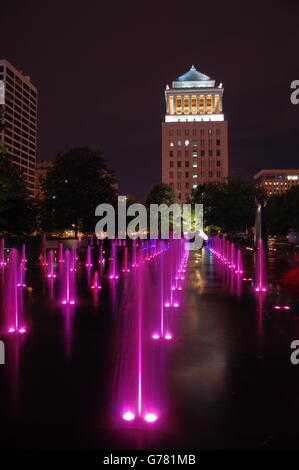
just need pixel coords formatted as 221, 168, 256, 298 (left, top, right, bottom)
162, 65, 229, 201
0, 59, 38, 196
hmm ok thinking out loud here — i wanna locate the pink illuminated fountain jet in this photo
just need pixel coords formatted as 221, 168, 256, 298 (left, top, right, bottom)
0, 238, 6, 267
21, 244, 27, 263
4, 249, 27, 334
39, 234, 47, 265
58, 242, 64, 263
121, 247, 130, 273
91, 271, 102, 290
108, 241, 119, 279
47, 250, 56, 278
86, 245, 93, 267
255, 239, 267, 293
61, 249, 76, 305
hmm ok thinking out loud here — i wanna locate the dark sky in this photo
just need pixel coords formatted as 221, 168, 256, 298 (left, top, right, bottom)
2, 0, 299, 198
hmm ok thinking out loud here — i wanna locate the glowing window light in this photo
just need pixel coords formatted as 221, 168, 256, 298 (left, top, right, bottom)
183, 96, 190, 115
169, 96, 174, 115
176, 96, 182, 114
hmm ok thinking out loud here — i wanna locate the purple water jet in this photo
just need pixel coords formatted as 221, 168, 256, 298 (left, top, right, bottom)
108, 241, 119, 279
39, 234, 47, 265
3, 249, 27, 334
58, 242, 64, 263
47, 250, 56, 278
86, 245, 93, 267
0, 238, 6, 266
61, 249, 76, 304
255, 239, 268, 293
91, 271, 102, 290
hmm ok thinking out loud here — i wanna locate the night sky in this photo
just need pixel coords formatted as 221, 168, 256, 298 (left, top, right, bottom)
2, 0, 299, 198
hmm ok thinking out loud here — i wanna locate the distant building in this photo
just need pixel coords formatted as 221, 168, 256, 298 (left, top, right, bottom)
0, 59, 38, 197
254, 169, 299, 196
162, 65, 229, 202
35, 160, 53, 199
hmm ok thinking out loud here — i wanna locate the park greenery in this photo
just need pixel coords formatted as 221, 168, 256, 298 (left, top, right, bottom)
0, 144, 298, 238
0, 147, 36, 235
39, 147, 117, 237
192, 178, 258, 234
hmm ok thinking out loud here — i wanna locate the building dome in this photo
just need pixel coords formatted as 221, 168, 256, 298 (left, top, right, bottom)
177, 65, 210, 82
172, 65, 215, 88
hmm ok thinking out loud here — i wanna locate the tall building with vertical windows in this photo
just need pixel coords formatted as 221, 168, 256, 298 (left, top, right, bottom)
162, 65, 228, 202
0, 59, 38, 196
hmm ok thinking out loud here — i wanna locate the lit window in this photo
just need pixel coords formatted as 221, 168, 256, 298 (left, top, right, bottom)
193, 184, 197, 189
199, 96, 205, 114
183, 96, 190, 114
206, 96, 212, 114
176, 96, 182, 114
214, 95, 221, 113
169, 96, 174, 115
191, 96, 197, 114
185, 139, 190, 146
193, 173, 198, 178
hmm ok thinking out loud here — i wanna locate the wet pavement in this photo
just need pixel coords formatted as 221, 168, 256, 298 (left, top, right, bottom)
0, 246, 299, 449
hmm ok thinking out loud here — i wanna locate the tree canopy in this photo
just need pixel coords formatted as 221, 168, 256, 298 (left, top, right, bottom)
144, 183, 176, 207
192, 178, 257, 233
40, 147, 118, 236
0, 147, 36, 235
267, 186, 299, 235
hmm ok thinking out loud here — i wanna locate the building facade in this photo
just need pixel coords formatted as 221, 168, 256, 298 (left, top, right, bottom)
254, 169, 299, 196
0, 59, 38, 196
162, 65, 228, 202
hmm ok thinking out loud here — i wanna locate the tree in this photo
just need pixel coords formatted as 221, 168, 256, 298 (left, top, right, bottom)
192, 178, 257, 233
267, 193, 286, 235
40, 147, 118, 236
144, 183, 176, 207
0, 147, 36, 234
266, 186, 299, 235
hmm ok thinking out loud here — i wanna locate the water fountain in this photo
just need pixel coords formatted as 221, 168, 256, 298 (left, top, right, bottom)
61, 249, 76, 304
47, 250, 56, 278
3, 248, 27, 334
108, 241, 119, 279
0, 238, 6, 266
21, 244, 27, 263
255, 239, 267, 293
58, 242, 64, 263
121, 247, 130, 273
39, 234, 47, 265
86, 245, 93, 267
91, 271, 102, 290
